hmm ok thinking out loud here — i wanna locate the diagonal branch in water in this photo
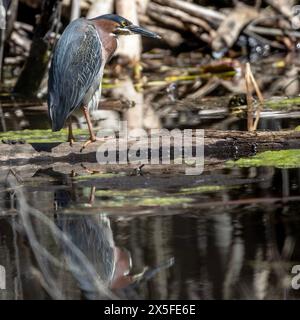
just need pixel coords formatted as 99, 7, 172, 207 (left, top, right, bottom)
7, 172, 117, 300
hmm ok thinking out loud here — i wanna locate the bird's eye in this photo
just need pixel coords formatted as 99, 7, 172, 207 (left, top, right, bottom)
121, 21, 127, 27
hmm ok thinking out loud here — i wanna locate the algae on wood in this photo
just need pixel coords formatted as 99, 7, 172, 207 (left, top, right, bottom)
227, 149, 300, 169
1, 129, 300, 166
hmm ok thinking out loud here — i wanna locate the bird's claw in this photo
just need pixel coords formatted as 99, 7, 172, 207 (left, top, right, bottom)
68, 138, 75, 147
80, 136, 110, 152
80, 136, 97, 152
68, 134, 76, 147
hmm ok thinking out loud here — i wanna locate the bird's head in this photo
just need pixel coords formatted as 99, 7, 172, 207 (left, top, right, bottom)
93, 14, 161, 39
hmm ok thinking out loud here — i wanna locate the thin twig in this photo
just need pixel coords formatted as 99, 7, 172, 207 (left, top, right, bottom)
245, 63, 253, 131
245, 62, 264, 131
249, 68, 264, 131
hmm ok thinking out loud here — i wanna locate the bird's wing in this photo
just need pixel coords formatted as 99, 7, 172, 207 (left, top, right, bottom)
48, 18, 102, 131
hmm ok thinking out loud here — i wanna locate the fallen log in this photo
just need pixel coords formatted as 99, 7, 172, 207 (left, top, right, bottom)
0, 98, 134, 112
0, 129, 300, 166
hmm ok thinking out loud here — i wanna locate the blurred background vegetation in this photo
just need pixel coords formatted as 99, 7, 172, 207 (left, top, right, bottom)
1, 0, 300, 133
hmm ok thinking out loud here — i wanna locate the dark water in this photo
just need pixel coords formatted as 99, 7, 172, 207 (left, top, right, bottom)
0, 165, 300, 300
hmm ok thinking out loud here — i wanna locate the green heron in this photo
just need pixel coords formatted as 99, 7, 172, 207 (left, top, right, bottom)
48, 14, 160, 149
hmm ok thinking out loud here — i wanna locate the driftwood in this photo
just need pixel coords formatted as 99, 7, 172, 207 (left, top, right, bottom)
146, 0, 300, 52
152, 0, 224, 24
266, 0, 295, 19
1, 130, 300, 165
212, 4, 259, 52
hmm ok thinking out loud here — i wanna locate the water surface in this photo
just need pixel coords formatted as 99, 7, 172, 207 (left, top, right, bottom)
0, 165, 300, 300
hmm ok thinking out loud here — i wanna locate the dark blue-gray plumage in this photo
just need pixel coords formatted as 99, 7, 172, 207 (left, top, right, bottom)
48, 19, 102, 131
47, 14, 160, 150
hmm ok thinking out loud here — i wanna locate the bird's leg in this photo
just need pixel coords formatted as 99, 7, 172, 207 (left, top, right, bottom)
81, 106, 97, 151
67, 119, 75, 146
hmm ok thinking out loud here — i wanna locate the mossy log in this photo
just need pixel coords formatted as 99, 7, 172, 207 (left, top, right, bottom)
0, 129, 300, 166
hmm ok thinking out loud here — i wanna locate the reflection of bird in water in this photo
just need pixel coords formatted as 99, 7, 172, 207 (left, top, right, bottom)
55, 213, 133, 299
53, 185, 174, 299
55, 212, 175, 300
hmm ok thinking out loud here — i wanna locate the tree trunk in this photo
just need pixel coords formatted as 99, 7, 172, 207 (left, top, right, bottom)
13, 0, 60, 97
115, 0, 141, 61
70, 0, 80, 21
87, 0, 114, 19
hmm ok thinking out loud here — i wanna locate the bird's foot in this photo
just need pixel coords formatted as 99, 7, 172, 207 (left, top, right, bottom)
80, 137, 95, 152
68, 138, 75, 147
67, 134, 76, 147
80, 136, 105, 152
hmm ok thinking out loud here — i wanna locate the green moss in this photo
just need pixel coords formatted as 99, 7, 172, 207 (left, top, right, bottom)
179, 185, 228, 194
0, 129, 89, 143
94, 188, 193, 207
136, 197, 193, 206
264, 97, 300, 110
227, 149, 300, 169
95, 188, 153, 197
164, 71, 236, 83
100, 196, 193, 208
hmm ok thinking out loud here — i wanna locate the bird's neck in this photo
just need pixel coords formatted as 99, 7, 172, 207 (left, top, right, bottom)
91, 20, 118, 62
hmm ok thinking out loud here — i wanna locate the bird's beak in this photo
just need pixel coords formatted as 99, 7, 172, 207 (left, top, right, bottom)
128, 25, 161, 39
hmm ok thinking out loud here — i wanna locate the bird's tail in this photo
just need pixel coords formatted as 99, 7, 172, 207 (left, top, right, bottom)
52, 120, 65, 132
49, 105, 66, 132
